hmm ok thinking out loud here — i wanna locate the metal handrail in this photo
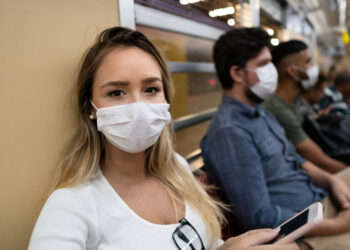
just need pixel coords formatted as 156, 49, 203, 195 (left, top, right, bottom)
173, 108, 217, 170
168, 58, 217, 167
173, 107, 217, 131
168, 62, 216, 73
185, 148, 202, 163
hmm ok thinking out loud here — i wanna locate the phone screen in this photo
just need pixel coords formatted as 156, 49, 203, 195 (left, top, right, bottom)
270, 209, 309, 243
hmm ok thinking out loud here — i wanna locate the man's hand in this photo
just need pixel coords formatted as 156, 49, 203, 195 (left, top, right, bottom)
330, 176, 350, 209
315, 106, 331, 118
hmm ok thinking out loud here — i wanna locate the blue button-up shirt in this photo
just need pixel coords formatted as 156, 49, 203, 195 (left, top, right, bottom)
201, 95, 326, 230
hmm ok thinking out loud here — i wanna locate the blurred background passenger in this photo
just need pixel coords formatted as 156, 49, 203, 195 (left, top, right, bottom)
301, 72, 329, 115
294, 71, 350, 165
328, 63, 343, 85
266, 40, 347, 173
319, 69, 350, 116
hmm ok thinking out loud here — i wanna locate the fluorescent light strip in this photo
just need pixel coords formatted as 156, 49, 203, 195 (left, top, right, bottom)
180, 0, 203, 5
209, 7, 235, 17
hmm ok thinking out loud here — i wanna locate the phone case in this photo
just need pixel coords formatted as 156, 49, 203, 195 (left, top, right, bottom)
274, 202, 323, 244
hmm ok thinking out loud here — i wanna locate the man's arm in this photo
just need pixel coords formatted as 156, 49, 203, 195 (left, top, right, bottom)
296, 138, 347, 173
301, 161, 333, 189
302, 161, 350, 208
202, 126, 295, 229
302, 161, 350, 235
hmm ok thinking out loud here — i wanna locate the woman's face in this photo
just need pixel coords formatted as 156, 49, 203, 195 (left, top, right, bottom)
92, 46, 166, 109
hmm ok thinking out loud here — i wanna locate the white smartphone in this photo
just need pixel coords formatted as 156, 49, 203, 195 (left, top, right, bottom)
272, 202, 323, 244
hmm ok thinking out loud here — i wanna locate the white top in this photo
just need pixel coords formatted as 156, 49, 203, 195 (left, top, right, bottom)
28, 155, 215, 250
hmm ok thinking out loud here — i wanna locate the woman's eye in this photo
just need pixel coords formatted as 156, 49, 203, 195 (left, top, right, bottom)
108, 90, 124, 97
145, 87, 159, 94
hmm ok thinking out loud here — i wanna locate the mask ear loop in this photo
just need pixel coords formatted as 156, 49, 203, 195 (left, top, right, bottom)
288, 65, 304, 83
89, 100, 99, 120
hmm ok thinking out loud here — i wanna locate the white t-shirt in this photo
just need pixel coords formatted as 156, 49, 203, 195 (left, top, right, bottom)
28, 155, 215, 250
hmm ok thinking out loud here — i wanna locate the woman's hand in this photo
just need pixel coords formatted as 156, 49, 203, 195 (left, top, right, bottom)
218, 229, 299, 250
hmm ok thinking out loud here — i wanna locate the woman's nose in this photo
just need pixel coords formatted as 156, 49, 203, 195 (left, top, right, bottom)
129, 93, 141, 103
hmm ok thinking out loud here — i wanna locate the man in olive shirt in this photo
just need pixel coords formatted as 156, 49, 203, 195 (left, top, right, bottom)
265, 40, 347, 173
265, 93, 314, 145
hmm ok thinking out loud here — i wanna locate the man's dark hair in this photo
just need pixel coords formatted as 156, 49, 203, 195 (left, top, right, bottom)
334, 69, 350, 87
213, 27, 270, 90
314, 72, 327, 90
271, 40, 308, 66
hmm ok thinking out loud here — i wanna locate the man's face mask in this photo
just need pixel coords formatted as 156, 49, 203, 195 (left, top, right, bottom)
244, 62, 278, 100
291, 64, 319, 90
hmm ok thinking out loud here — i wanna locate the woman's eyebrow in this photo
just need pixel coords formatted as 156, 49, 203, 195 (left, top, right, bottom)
141, 77, 162, 84
101, 81, 129, 89
100, 77, 161, 89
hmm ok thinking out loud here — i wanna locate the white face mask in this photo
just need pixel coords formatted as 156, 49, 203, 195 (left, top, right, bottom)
91, 101, 171, 153
293, 64, 319, 89
246, 62, 278, 100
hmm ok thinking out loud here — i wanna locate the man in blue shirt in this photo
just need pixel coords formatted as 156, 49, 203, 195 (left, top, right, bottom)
201, 27, 350, 248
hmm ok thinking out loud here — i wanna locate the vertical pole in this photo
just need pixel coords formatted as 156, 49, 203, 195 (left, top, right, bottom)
118, 1, 136, 30
250, 0, 260, 27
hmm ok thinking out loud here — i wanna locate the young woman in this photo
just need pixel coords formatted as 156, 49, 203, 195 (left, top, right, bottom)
28, 27, 297, 250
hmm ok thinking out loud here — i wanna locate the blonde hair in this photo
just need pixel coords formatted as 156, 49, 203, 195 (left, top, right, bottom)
52, 27, 225, 246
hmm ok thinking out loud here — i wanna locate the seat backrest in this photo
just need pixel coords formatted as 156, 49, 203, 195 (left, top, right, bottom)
192, 168, 245, 240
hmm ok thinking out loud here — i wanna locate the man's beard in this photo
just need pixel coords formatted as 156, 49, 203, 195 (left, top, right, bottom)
244, 87, 264, 104
292, 71, 308, 92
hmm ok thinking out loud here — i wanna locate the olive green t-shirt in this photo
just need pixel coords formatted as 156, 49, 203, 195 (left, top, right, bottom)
264, 95, 315, 145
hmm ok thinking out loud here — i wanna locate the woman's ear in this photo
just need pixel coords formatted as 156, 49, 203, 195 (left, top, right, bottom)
229, 65, 244, 84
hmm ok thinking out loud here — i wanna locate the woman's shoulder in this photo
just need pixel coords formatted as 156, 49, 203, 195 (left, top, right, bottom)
29, 181, 101, 250
45, 178, 99, 212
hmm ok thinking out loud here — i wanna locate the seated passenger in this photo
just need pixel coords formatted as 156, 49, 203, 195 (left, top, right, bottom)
301, 73, 329, 115
265, 40, 347, 173
300, 72, 350, 164
28, 27, 297, 250
201, 27, 350, 249
319, 69, 350, 116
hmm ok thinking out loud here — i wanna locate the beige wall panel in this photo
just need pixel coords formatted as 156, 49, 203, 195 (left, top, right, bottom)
0, 0, 119, 249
